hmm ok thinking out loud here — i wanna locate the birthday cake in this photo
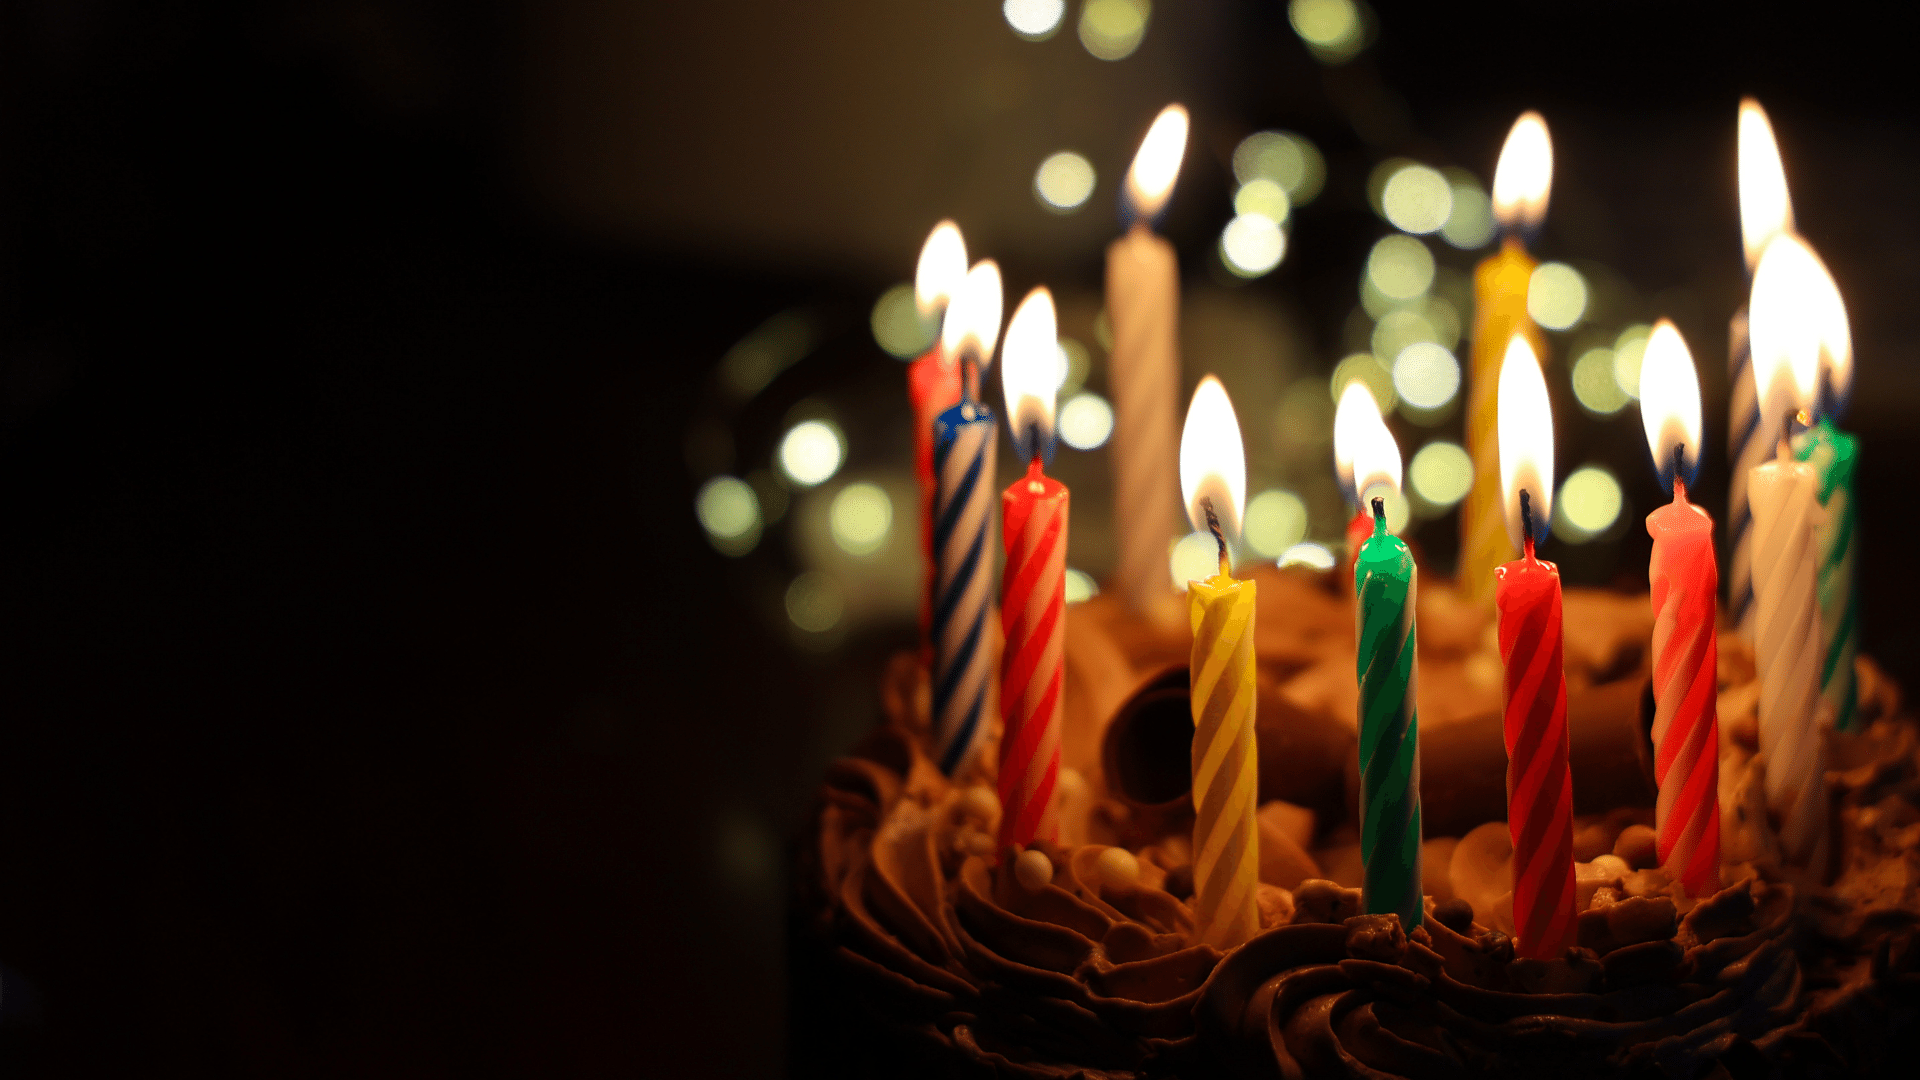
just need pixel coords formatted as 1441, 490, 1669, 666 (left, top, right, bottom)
793, 567, 1920, 1078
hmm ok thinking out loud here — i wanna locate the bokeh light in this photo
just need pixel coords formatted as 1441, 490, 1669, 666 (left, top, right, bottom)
1243, 489, 1308, 558
1058, 338, 1090, 395
1279, 542, 1336, 570
1612, 325, 1651, 400
1220, 214, 1287, 277
1079, 0, 1149, 60
1233, 178, 1291, 223
1170, 531, 1221, 586
697, 476, 762, 556
829, 482, 892, 556
1425, 296, 1461, 350
1440, 171, 1495, 249
1392, 342, 1460, 410
1288, 0, 1363, 62
1064, 568, 1099, 603
785, 572, 845, 633
1232, 131, 1326, 205
871, 283, 937, 359
1330, 353, 1396, 411
1059, 392, 1115, 450
1381, 164, 1453, 234
1572, 346, 1630, 415
1035, 151, 1096, 212
1527, 262, 1588, 330
1367, 235, 1435, 301
1555, 466, 1623, 541
1408, 441, 1472, 506
779, 419, 845, 487
1356, 483, 1411, 534
1004, 0, 1066, 39
1372, 308, 1437, 365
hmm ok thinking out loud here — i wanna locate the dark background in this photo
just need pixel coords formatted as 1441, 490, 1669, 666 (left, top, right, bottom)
0, 2, 1915, 1076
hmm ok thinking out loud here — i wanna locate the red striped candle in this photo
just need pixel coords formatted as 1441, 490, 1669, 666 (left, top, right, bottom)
1494, 336, 1576, 960
1638, 320, 1721, 897
907, 222, 971, 655
996, 287, 1069, 849
998, 458, 1067, 848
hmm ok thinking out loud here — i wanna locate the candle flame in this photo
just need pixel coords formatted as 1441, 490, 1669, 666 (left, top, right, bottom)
915, 221, 969, 317
1491, 111, 1552, 233
1748, 235, 1830, 416
1000, 287, 1062, 461
1332, 380, 1401, 503
1636, 319, 1702, 492
1737, 99, 1794, 273
1497, 334, 1554, 550
1126, 104, 1189, 220
1179, 376, 1246, 540
942, 259, 1005, 369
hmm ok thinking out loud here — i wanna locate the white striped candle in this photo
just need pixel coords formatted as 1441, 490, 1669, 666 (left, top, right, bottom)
932, 394, 1000, 776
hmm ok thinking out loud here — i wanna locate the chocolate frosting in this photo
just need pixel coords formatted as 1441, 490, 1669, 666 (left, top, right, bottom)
803, 712, 1920, 1079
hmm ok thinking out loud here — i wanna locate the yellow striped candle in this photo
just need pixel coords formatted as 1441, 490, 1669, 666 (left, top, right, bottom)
1179, 377, 1259, 949
1463, 113, 1552, 604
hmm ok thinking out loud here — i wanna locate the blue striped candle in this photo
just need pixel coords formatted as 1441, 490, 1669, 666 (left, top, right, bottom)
932, 393, 1000, 775
1726, 309, 1762, 633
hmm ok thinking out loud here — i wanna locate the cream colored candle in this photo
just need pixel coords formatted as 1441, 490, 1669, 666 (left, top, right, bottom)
1106, 105, 1188, 621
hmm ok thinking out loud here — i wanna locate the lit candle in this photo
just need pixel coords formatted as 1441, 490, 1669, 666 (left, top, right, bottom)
996, 287, 1070, 849
931, 261, 1005, 776
1178, 376, 1259, 949
1107, 105, 1189, 620
908, 222, 971, 654
1493, 335, 1577, 960
1747, 237, 1830, 870
1727, 99, 1794, 633
1787, 253, 1860, 733
1637, 320, 1722, 897
1337, 388, 1423, 929
1462, 113, 1552, 604
1334, 381, 1384, 590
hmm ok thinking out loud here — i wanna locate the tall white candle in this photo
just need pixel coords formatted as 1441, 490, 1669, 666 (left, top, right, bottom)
1106, 105, 1188, 619
1749, 440, 1826, 870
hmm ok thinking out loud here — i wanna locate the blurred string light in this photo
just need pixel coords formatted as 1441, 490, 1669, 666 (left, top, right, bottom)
1392, 342, 1460, 411
1330, 353, 1396, 411
1526, 262, 1588, 330
1381, 164, 1452, 234
1372, 308, 1437, 365
1366, 235, 1434, 301
779, 419, 845, 487
1233, 131, 1325, 205
1169, 531, 1219, 586
1440, 168, 1495, 249
1288, 0, 1363, 63
786, 571, 845, 633
1233, 178, 1291, 223
721, 310, 816, 397
1244, 489, 1307, 558
1220, 214, 1287, 277
1612, 325, 1651, 400
829, 482, 893, 556
871, 284, 938, 359
1572, 346, 1630, 415
1408, 441, 1472, 506
1059, 392, 1115, 449
1080, 0, 1149, 60
1064, 568, 1099, 603
1554, 466, 1624, 541
1003, 0, 1066, 39
1035, 151, 1096, 212
697, 476, 762, 556
1279, 542, 1336, 570
1058, 338, 1090, 395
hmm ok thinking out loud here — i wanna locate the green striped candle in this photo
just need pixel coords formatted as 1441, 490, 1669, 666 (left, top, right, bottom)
1792, 418, 1859, 732
1354, 501, 1423, 928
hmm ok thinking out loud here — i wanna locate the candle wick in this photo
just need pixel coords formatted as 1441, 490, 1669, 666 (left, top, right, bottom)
1203, 498, 1229, 576
1671, 444, 1687, 501
1519, 489, 1536, 559
1370, 496, 1386, 532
